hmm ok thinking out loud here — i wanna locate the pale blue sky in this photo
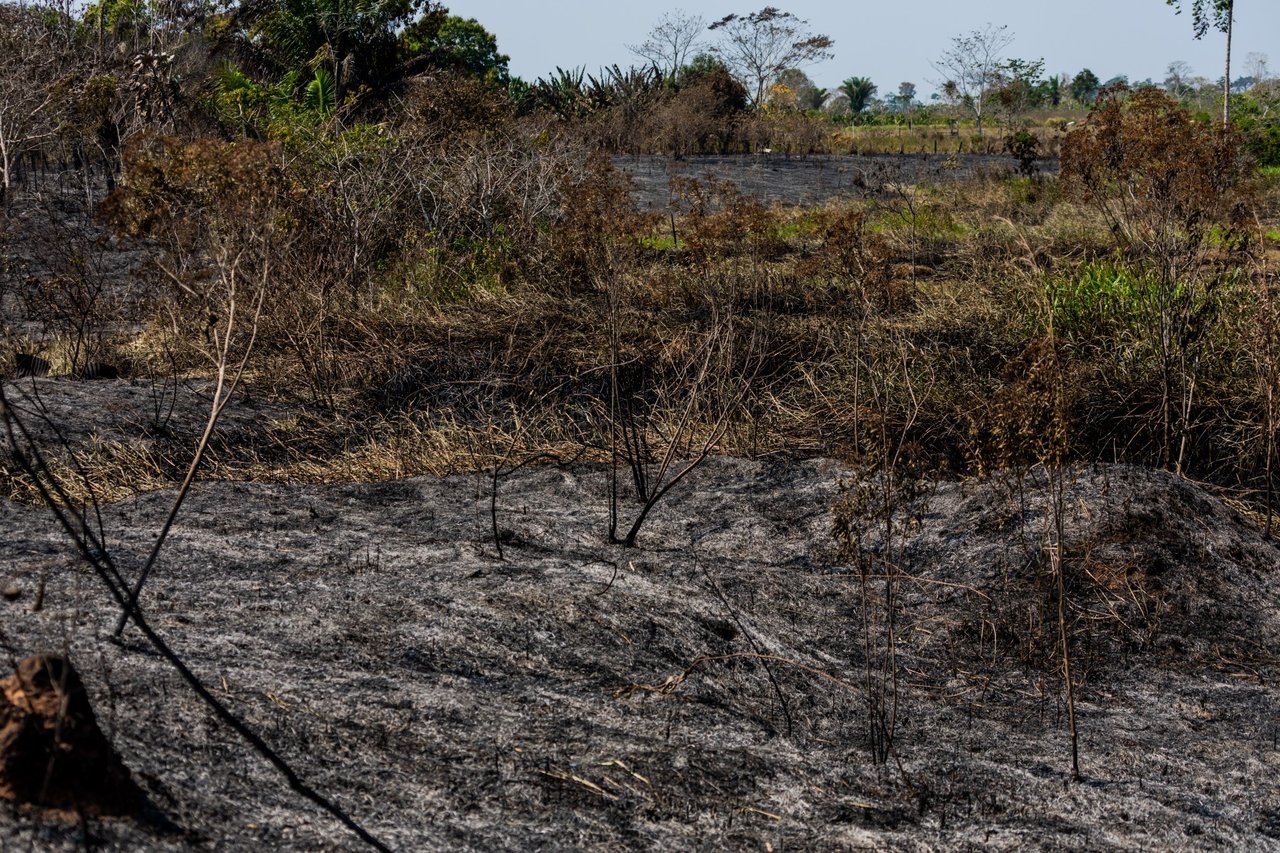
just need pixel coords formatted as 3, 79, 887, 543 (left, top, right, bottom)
447, 1, 1279, 96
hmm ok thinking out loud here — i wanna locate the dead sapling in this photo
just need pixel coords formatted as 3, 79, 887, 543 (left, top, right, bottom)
604, 288, 761, 548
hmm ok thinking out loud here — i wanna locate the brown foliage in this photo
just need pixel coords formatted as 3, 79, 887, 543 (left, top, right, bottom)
100, 136, 286, 245
551, 155, 655, 290
1061, 86, 1253, 261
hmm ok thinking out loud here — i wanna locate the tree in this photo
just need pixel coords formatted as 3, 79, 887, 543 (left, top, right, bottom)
1166, 0, 1234, 125
894, 82, 917, 126
770, 68, 824, 111
991, 57, 1045, 128
708, 7, 834, 110
1070, 68, 1101, 105
839, 76, 877, 115
674, 52, 750, 110
1164, 59, 1194, 96
931, 24, 1014, 133
823, 92, 850, 118
1036, 73, 1064, 107
248, 0, 439, 103
1244, 51, 1270, 85
628, 10, 704, 83
404, 15, 509, 83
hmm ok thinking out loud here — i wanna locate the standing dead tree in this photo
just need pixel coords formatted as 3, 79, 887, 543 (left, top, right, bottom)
628, 10, 706, 83
930, 24, 1013, 135
709, 7, 834, 110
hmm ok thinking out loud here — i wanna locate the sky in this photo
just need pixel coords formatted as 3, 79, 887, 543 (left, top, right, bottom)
445, 1, 1280, 97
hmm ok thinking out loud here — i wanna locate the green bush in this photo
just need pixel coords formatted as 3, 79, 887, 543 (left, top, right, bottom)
1245, 125, 1280, 167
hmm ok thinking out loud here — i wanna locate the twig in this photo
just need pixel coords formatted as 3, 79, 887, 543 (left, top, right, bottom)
0, 386, 392, 852
700, 561, 793, 736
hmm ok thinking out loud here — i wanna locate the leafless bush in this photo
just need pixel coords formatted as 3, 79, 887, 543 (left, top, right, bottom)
602, 268, 764, 548
17, 216, 129, 375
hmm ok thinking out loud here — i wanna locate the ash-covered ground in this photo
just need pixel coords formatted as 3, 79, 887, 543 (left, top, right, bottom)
2, 405, 1279, 850
615, 153, 1050, 209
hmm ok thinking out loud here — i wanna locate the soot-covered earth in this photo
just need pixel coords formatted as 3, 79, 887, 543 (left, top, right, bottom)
1, 378, 1279, 850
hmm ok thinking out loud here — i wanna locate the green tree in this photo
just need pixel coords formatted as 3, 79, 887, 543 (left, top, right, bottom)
709, 7, 834, 109
839, 76, 877, 114
1036, 73, 1063, 107
248, 0, 439, 104
1165, 0, 1234, 125
404, 15, 509, 84
991, 57, 1044, 128
772, 68, 824, 111
1071, 68, 1100, 104
675, 52, 750, 110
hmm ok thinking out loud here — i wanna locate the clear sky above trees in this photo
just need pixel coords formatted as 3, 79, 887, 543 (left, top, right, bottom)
447, 0, 1279, 95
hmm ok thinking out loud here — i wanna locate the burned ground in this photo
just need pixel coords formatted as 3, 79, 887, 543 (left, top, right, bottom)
616, 153, 1047, 209
1, 417, 1278, 850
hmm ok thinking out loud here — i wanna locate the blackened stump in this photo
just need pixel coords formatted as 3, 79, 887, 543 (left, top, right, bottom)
0, 654, 142, 816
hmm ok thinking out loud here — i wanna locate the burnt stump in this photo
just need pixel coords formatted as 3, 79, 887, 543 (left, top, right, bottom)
0, 654, 141, 816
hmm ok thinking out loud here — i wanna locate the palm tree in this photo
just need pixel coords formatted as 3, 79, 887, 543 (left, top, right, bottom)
839, 76, 878, 115
248, 0, 430, 103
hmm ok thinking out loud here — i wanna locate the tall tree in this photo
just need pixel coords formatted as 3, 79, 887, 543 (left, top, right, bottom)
931, 24, 1014, 133
838, 76, 877, 115
1244, 51, 1269, 84
1166, 0, 1234, 125
771, 68, 824, 111
248, 0, 438, 103
895, 81, 917, 125
991, 57, 1045, 127
708, 7, 834, 110
1164, 59, 1194, 97
1070, 68, 1101, 105
403, 15, 509, 83
628, 10, 705, 83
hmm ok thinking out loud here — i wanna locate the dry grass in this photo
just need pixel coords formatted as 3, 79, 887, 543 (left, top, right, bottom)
4, 91, 1279, 511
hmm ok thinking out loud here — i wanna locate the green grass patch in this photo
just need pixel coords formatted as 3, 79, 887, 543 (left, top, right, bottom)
640, 233, 677, 251
774, 213, 823, 242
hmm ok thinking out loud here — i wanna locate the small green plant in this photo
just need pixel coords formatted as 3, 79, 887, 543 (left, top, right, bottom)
1045, 262, 1156, 339
1003, 128, 1040, 176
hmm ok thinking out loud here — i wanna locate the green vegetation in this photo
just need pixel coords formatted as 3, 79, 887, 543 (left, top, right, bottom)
0, 0, 1277, 507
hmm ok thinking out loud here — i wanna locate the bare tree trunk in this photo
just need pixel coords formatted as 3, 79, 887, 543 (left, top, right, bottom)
0, 133, 10, 207
1223, 1, 1234, 127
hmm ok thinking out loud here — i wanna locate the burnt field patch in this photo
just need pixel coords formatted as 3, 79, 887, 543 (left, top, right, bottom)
1, 457, 1278, 850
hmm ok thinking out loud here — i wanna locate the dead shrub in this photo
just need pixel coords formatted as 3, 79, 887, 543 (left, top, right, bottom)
673, 175, 788, 264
